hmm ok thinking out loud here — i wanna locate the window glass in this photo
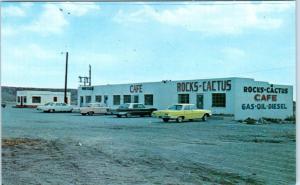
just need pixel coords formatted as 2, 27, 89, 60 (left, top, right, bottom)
17, 96, 20, 103
95, 95, 102, 102
32, 96, 41, 103
119, 103, 130, 109
212, 93, 226, 107
133, 95, 139, 103
144, 94, 153, 105
86, 96, 91, 103
168, 105, 183, 110
23, 96, 27, 103
133, 104, 139, 109
178, 94, 189, 103
53, 97, 57, 102
183, 105, 190, 110
113, 95, 121, 105
137, 104, 145, 108
80, 96, 84, 103
124, 95, 131, 103
190, 105, 196, 110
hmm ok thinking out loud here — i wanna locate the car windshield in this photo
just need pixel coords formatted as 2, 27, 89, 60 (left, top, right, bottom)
45, 102, 53, 106
119, 104, 129, 109
168, 105, 183, 110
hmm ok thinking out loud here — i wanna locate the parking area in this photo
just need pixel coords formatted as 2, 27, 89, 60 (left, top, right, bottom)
2, 106, 295, 185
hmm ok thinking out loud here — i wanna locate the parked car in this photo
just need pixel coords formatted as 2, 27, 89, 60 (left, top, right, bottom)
113, 103, 157, 118
152, 104, 212, 123
80, 103, 110, 116
37, 102, 73, 113
1, 102, 6, 108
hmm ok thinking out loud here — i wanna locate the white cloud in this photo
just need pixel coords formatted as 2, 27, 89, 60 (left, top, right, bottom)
4, 3, 100, 36
2, 26, 18, 37
114, 3, 293, 35
2, 5, 26, 17
60, 2, 100, 17
6, 43, 59, 61
24, 4, 68, 35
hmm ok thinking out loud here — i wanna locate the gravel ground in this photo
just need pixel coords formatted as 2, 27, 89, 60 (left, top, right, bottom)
2, 106, 295, 185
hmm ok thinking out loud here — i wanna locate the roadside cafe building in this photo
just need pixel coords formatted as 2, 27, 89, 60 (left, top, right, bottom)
77, 77, 293, 120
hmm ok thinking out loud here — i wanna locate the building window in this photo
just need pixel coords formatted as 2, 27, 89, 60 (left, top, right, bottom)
133, 95, 139, 103
124, 95, 131, 103
53, 97, 57, 102
17, 96, 20, 103
85, 96, 91, 103
95, 95, 102, 102
23, 96, 27, 103
212, 93, 226, 107
32, 96, 41, 103
80, 96, 84, 103
178, 94, 189, 103
144, 94, 153, 105
113, 95, 121, 105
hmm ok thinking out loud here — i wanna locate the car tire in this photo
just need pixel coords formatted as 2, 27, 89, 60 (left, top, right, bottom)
81, 113, 87, 116
88, 111, 94, 116
202, 114, 208, 122
49, 109, 54, 113
176, 117, 184, 123
162, 118, 169, 122
116, 115, 121, 118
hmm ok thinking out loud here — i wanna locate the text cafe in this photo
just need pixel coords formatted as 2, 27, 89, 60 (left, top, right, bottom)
77, 77, 293, 120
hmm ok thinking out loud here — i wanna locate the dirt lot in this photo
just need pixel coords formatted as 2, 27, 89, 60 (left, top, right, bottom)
2, 106, 295, 185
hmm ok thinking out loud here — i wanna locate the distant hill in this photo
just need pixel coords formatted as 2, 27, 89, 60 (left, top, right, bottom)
1, 86, 78, 104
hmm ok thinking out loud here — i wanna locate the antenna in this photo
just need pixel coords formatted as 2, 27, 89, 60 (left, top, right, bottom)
78, 65, 92, 86
89, 64, 91, 86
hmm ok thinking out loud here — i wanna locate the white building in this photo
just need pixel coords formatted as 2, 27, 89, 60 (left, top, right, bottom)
77, 77, 293, 120
16, 91, 71, 107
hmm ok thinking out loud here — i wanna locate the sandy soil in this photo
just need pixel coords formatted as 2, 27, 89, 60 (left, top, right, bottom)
2, 107, 295, 185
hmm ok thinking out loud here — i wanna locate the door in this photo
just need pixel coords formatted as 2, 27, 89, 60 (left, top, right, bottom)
196, 94, 204, 109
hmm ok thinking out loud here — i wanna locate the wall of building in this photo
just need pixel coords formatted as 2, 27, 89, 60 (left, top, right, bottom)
233, 78, 293, 120
78, 78, 236, 115
77, 77, 293, 120
16, 91, 71, 106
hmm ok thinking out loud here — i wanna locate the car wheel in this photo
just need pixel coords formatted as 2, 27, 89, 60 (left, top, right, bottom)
176, 117, 184, 123
49, 109, 54, 113
202, 114, 208, 122
162, 118, 169, 122
116, 115, 121, 118
88, 111, 94, 116
81, 113, 87, 116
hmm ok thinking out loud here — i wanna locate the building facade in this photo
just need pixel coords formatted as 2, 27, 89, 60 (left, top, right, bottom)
16, 91, 71, 107
77, 77, 293, 120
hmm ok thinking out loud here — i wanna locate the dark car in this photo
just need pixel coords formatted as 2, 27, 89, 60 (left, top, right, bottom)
114, 103, 157, 118
1, 102, 6, 108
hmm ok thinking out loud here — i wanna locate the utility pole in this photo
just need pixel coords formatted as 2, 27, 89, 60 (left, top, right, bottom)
64, 52, 69, 104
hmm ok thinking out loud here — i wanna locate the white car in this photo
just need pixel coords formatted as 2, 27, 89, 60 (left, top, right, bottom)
80, 103, 110, 116
37, 102, 73, 113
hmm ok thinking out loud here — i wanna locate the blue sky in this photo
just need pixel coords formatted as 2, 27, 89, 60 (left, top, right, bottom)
1, 2, 295, 94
